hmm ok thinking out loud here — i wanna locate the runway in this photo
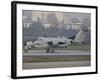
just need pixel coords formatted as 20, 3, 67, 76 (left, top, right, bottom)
23, 50, 90, 69
23, 61, 90, 69
23, 50, 90, 56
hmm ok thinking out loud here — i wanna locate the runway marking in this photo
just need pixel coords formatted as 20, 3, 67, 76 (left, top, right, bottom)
23, 50, 90, 56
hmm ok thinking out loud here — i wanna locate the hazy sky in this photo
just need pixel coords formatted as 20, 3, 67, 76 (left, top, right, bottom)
23, 10, 91, 29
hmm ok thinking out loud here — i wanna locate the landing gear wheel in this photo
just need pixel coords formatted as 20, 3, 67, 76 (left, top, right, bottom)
46, 49, 50, 53
51, 49, 54, 53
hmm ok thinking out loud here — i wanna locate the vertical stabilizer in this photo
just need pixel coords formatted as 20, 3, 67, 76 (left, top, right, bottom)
74, 29, 86, 43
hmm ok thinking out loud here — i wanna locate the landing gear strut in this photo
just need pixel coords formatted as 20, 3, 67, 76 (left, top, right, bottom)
46, 48, 55, 53
46, 49, 50, 53
51, 49, 54, 53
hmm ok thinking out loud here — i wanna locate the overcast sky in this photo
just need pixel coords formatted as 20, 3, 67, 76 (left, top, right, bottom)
23, 10, 91, 27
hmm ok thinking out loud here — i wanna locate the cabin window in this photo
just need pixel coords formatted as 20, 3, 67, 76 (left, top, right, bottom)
58, 42, 66, 44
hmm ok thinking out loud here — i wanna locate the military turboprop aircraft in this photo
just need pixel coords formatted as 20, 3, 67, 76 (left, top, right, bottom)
24, 29, 86, 53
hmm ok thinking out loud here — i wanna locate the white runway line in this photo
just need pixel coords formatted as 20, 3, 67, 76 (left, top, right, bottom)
23, 50, 90, 56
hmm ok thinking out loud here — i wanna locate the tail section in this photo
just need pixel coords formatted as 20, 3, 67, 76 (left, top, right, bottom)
74, 29, 86, 43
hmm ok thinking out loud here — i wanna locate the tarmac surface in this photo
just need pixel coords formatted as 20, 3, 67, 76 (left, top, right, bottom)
23, 61, 90, 69
23, 50, 90, 69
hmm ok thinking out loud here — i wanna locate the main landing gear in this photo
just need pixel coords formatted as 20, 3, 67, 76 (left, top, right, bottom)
46, 48, 55, 53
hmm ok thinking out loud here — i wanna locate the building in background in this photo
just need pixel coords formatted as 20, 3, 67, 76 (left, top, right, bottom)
23, 10, 90, 30
23, 11, 33, 28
